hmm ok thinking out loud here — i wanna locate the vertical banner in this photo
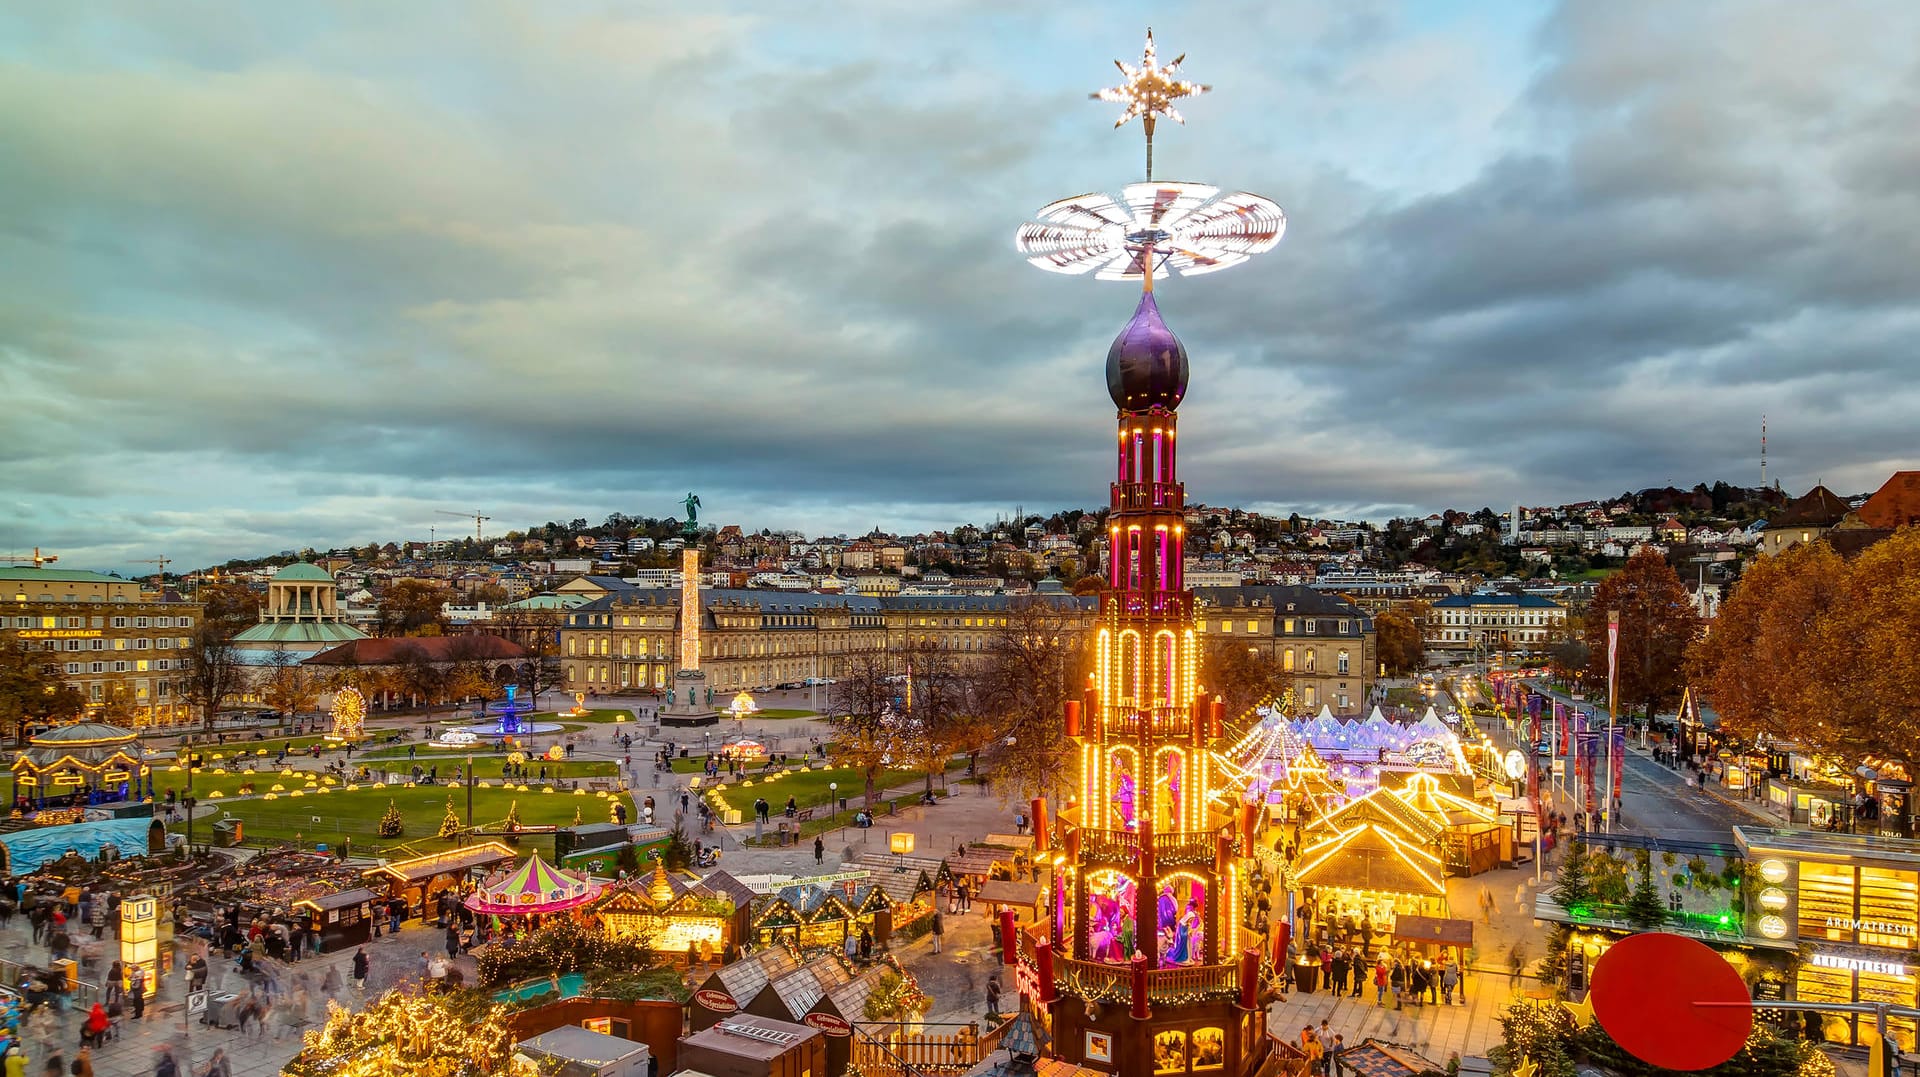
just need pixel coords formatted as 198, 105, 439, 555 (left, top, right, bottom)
1611, 728, 1626, 802
1606, 612, 1620, 712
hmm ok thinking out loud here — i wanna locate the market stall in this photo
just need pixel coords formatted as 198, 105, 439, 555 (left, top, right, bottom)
293, 887, 379, 952
465, 850, 604, 920
364, 841, 516, 921
592, 861, 749, 964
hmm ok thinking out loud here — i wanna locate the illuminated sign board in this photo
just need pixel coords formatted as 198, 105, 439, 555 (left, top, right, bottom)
16, 630, 102, 640
1826, 916, 1916, 937
1812, 952, 1909, 976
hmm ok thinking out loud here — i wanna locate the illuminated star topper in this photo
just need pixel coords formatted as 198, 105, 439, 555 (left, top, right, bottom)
1092, 28, 1210, 179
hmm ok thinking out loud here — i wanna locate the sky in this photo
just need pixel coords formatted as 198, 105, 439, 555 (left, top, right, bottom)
3, 1, 1917, 574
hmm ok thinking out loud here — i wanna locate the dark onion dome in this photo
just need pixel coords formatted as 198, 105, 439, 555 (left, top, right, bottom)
1106, 291, 1188, 411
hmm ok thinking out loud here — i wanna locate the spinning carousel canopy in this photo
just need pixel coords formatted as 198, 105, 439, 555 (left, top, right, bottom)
11, 722, 146, 777
464, 850, 602, 916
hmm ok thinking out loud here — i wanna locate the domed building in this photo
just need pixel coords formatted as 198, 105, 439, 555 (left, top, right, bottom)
232, 563, 368, 709
233, 563, 367, 654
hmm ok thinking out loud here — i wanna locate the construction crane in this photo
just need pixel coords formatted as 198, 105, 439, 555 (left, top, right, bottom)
436, 510, 492, 545
0, 548, 59, 568
132, 557, 172, 594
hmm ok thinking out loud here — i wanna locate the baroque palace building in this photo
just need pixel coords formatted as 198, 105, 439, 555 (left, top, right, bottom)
1, 566, 203, 726
555, 582, 1373, 709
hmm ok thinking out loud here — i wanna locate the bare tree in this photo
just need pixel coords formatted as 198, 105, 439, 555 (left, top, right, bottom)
972, 596, 1092, 802
826, 652, 899, 809
891, 640, 975, 798
182, 619, 246, 731
1198, 639, 1294, 732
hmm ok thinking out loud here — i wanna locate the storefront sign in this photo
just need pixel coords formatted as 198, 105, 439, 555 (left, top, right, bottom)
693, 988, 738, 1013
1812, 953, 1909, 976
803, 1013, 853, 1037
1825, 917, 1916, 938
17, 629, 102, 640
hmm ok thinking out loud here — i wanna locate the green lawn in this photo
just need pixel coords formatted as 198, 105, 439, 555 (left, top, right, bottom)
209, 783, 623, 857
701, 761, 964, 832
751, 708, 817, 719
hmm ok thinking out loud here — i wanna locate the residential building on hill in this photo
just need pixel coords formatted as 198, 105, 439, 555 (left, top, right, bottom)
1761, 485, 1853, 556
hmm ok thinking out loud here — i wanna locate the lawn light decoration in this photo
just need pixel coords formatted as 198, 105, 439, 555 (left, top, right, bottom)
1011, 29, 1285, 1077
328, 687, 367, 741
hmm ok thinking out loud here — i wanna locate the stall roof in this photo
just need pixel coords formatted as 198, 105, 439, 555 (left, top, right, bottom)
1392, 915, 1474, 947
681, 1015, 820, 1062
977, 880, 1043, 908
1294, 824, 1447, 898
517, 1025, 650, 1067
709, 946, 799, 1004
699, 869, 759, 908
364, 842, 515, 885
764, 959, 853, 1021
0, 817, 156, 873
293, 887, 378, 912
1333, 1039, 1442, 1077
1735, 826, 1920, 869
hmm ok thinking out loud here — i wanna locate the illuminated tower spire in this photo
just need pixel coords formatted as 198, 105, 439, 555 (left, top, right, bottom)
1014, 30, 1285, 1077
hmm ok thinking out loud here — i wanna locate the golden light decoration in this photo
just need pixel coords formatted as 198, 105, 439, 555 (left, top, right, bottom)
271, 784, 286, 792
1092, 29, 1209, 134
207, 790, 224, 799
1758, 858, 1790, 884
329, 685, 368, 741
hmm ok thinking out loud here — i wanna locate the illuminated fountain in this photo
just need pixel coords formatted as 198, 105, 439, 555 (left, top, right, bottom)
459, 684, 562, 738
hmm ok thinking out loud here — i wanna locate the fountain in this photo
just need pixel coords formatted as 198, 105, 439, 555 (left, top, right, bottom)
456, 684, 563, 738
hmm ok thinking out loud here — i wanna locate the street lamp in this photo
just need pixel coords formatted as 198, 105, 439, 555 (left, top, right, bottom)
829, 782, 838, 821
183, 795, 197, 853
890, 831, 915, 873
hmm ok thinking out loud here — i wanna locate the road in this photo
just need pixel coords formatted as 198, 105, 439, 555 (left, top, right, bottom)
1450, 670, 1764, 846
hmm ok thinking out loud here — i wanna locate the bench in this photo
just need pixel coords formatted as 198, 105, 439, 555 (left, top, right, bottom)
797, 809, 815, 823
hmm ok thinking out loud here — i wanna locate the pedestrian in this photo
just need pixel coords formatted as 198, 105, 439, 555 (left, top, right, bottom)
931, 910, 945, 954
150, 1047, 178, 1077
70, 1047, 93, 1077
418, 951, 431, 985
321, 964, 342, 999
351, 947, 369, 995
985, 975, 1001, 1017
129, 965, 147, 1019
1442, 961, 1461, 1005
39, 1046, 63, 1077
445, 925, 460, 961
814, 836, 825, 866
200, 1048, 231, 1077
1374, 961, 1389, 1006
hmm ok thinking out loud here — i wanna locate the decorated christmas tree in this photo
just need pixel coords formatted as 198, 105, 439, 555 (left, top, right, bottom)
378, 799, 405, 838
437, 796, 461, 840
1624, 849, 1665, 929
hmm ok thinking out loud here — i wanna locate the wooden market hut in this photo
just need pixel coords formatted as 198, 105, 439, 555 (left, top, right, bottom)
1292, 823, 1450, 945
744, 957, 892, 1077
362, 841, 515, 921
292, 887, 379, 952
691, 947, 801, 1032
751, 882, 895, 952
592, 862, 754, 965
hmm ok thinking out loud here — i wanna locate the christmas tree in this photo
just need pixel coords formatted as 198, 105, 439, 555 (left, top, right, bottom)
437, 796, 461, 840
1623, 849, 1665, 929
378, 799, 405, 838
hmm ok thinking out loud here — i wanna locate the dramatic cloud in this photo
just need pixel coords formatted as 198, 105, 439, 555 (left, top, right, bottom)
1, 1, 1915, 571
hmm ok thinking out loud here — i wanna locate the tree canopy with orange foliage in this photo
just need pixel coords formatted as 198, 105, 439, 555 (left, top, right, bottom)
1584, 548, 1699, 719
1695, 528, 1920, 761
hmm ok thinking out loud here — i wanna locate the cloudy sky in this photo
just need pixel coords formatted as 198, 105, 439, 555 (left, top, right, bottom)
4, 1, 1916, 573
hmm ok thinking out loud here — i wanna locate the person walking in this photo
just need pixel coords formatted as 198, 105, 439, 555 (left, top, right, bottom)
985, 975, 1001, 1018
69, 1048, 93, 1077
350, 947, 369, 995
1441, 960, 1461, 1005
198, 1048, 231, 1077
128, 965, 147, 1019
931, 910, 945, 954
1374, 960, 1389, 1006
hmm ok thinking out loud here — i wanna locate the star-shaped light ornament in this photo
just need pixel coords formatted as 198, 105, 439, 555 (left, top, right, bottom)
1510, 1056, 1539, 1077
1562, 994, 1597, 1029
1091, 28, 1211, 179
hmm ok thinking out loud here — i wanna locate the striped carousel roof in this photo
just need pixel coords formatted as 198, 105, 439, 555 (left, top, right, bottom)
464, 850, 602, 916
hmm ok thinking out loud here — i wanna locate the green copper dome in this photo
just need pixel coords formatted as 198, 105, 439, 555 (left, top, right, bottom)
273, 562, 336, 582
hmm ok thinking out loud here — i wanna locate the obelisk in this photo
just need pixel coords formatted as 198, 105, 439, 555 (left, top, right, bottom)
661, 545, 718, 727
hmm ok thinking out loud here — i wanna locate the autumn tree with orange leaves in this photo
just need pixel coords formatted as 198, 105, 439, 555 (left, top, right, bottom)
1694, 528, 1920, 761
1584, 548, 1700, 720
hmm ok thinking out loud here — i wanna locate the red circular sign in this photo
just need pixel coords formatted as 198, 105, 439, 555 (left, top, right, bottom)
693, 988, 738, 1014
803, 1012, 853, 1037
1589, 932, 1752, 1071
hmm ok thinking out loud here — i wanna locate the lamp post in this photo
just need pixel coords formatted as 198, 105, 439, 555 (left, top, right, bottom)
830, 782, 838, 821
890, 831, 915, 873
183, 795, 197, 853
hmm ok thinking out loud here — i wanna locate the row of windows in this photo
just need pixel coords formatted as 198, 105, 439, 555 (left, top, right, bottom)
38, 637, 184, 652
1204, 618, 1353, 635
1433, 629, 1551, 643
1438, 610, 1560, 627
65, 659, 174, 674
9, 614, 194, 629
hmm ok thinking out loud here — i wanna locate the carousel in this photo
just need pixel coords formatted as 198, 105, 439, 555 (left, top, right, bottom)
10, 723, 152, 810
464, 850, 603, 919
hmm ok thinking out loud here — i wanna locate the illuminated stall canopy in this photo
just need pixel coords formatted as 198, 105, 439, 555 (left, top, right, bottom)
592, 861, 750, 961
464, 850, 603, 917
10, 722, 150, 807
